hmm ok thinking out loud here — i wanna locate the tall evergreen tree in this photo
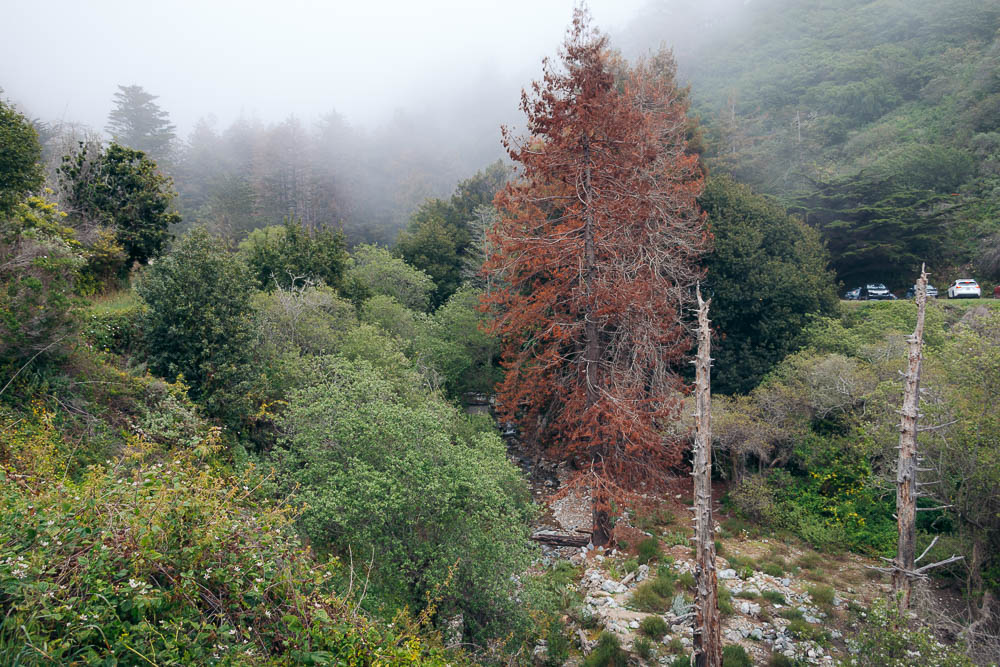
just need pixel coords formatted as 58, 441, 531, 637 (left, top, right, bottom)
485, 10, 707, 544
105, 84, 176, 162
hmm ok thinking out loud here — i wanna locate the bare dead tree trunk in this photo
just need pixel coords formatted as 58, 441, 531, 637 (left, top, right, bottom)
692, 286, 722, 667
893, 266, 927, 609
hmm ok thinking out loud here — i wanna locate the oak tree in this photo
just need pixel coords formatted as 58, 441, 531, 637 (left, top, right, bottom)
484, 10, 707, 544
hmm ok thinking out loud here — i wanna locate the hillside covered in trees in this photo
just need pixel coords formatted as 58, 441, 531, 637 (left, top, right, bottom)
2, 2, 1000, 666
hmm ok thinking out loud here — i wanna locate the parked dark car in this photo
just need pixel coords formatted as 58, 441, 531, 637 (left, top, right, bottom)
860, 283, 892, 300
844, 287, 861, 300
904, 283, 938, 299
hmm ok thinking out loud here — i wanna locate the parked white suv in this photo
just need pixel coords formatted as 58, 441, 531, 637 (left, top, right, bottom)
947, 279, 981, 299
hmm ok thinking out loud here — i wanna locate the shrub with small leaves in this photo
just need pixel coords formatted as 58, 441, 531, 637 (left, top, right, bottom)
637, 536, 663, 564
0, 440, 452, 665
722, 644, 753, 666
583, 632, 628, 667
633, 635, 654, 660
639, 615, 668, 639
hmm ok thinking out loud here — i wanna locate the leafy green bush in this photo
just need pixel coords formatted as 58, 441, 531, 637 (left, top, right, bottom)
633, 635, 654, 660
0, 441, 450, 665
137, 228, 258, 428
722, 644, 753, 666
637, 536, 663, 564
719, 585, 734, 617
786, 619, 829, 643
0, 196, 84, 368
808, 584, 835, 607
847, 599, 973, 666
761, 590, 786, 605
544, 617, 571, 666
639, 615, 668, 639
632, 581, 670, 613
239, 218, 347, 290
583, 632, 628, 667
271, 357, 534, 643
342, 244, 435, 311
81, 297, 146, 355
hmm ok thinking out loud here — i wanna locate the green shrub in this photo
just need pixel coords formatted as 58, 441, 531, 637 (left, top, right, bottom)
719, 585, 735, 616
735, 590, 760, 600
808, 583, 835, 607
787, 619, 829, 642
778, 608, 803, 620
0, 196, 84, 369
662, 530, 690, 547
81, 298, 146, 355
762, 561, 786, 577
677, 571, 696, 589
633, 635, 654, 660
544, 618, 571, 666
0, 444, 449, 665
272, 357, 535, 643
847, 598, 973, 666
239, 218, 347, 290
623, 558, 639, 574
137, 228, 258, 428
666, 637, 685, 654
639, 615, 668, 639
722, 644, 753, 667
761, 590, 786, 605
637, 536, 663, 564
632, 582, 670, 613
768, 653, 798, 666
583, 632, 628, 667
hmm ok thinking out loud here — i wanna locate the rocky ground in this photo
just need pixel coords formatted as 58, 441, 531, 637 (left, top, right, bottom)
520, 456, 898, 666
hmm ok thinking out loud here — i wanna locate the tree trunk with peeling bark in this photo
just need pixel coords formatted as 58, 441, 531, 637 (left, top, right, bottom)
893, 266, 927, 609
692, 286, 722, 667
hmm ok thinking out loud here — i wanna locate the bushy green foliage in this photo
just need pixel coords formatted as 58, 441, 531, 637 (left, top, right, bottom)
395, 161, 509, 307
543, 617, 571, 666
239, 218, 347, 290
137, 228, 257, 427
0, 196, 84, 367
847, 598, 973, 667
583, 632, 628, 667
637, 536, 663, 565
254, 285, 357, 359
631, 570, 676, 613
342, 244, 435, 311
633, 635, 654, 660
700, 174, 838, 393
718, 585, 734, 617
423, 285, 501, 396
808, 583, 835, 607
761, 590, 786, 605
0, 437, 450, 665
80, 293, 146, 356
271, 357, 534, 642
0, 98, 44, 214
59, 142, 180, 272
639, 615, 668, 639
722, 644, 753, 667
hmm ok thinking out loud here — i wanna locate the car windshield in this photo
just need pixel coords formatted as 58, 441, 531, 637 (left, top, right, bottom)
957, 280, 977, 285
866, 284, 886, 289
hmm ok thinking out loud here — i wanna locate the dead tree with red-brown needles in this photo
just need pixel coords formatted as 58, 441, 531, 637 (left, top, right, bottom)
692, 285, 722, 667
483, 8, 707, 544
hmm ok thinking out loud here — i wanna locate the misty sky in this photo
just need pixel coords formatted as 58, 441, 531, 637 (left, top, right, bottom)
2, 0, 648, 135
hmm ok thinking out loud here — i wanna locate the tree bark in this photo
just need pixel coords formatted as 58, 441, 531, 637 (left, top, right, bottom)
893, 265, 927, 609
530, 530, 592, 547
692, 286, 722, 667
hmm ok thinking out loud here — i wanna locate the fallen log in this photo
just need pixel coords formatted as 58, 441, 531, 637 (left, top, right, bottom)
530, 529, 591, 547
